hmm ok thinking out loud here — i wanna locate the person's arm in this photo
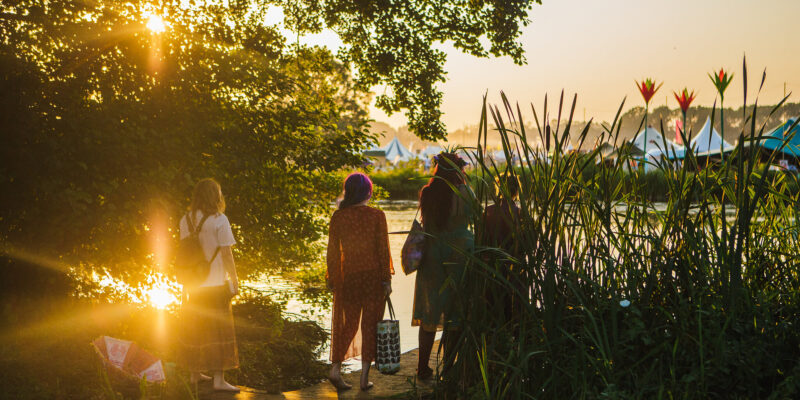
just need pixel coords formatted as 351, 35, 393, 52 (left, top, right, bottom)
215, 214, 238, 294
220, 246, 238, 295
326, 213, 341, 292
377, 210, 393, 295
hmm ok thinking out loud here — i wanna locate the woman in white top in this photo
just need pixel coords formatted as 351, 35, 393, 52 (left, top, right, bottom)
178, 178, 240, 392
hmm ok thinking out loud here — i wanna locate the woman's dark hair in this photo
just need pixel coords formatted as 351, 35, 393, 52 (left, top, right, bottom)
338, 172, 373, 209
420, 152, 467, 231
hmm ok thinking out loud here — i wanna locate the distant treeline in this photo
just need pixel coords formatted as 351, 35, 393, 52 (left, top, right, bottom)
371, 102, 800, 151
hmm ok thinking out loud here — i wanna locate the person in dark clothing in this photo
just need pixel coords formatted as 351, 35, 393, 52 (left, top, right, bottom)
482, 174, 525, 325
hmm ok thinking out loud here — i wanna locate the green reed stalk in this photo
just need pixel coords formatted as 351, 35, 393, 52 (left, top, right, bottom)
432, 57, 800, 399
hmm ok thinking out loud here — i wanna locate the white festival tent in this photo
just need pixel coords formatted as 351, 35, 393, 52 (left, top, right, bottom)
631, 127, 686, 171
644, 147, 684, 172
689, 117, 734, 155
383, 136, 415, 164
631, 126, 675, 154
662, 117, 735, 160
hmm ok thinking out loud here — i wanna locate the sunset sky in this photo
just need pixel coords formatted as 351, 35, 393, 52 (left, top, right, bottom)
293, 0, 799, 130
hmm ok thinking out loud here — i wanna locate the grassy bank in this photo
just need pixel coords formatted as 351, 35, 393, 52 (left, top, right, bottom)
0, 259, 328, 399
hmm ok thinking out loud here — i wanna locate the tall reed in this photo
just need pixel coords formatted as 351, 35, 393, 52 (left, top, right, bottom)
437, 59, 800, 399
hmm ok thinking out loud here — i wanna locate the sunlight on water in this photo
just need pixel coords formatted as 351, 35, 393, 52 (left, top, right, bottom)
93, 271, 180, 310
146, 285, 178, 310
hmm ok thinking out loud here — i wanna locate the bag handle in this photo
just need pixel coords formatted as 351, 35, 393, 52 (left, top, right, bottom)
388, 206, 422, 235
385, 295, 396, 321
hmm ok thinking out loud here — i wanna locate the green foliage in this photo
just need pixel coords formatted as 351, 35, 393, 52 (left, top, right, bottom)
0, 0, 376, 282
280, 0, 541, 139
371, 162, 429, 199
435, 69, 800, 398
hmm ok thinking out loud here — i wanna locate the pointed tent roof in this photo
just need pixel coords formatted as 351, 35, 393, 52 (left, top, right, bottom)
383, 136, 414, 163
756, 118, 800, 157
631, 127, 670, 153
690, 117, 734, 155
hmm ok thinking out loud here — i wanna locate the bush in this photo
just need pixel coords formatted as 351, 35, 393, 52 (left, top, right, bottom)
371, 163, 429, 200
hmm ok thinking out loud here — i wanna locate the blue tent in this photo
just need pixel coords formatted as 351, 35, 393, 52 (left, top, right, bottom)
383, 136, 415, 164
757, 118, 800, 157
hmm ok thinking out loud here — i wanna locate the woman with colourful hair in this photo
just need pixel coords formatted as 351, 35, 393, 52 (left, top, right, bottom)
412, 152, 474, 379
326, 172, 394, 391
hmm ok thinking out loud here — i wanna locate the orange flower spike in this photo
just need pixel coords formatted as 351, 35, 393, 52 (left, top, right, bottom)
636, 78, 663, 105
708, 68, 734, 98
673, 88, 696, 113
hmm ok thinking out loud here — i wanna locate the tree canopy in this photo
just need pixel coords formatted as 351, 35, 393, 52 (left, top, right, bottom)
0, 0, 374, 281
0, 0, 539, 283
277, 0, 540, 139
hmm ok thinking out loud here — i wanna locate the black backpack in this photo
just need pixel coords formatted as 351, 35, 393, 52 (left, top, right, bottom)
174, 213, 220, 289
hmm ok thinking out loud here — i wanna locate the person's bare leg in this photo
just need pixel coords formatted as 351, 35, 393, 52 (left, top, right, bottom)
417, 327, 435, 378
212, 370, 239, 392
328, 362, 352, 390
190, 372, 212, 383
360, 359, 373, 390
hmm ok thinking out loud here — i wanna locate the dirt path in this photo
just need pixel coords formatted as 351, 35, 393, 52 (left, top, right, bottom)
199, 342, 439, 399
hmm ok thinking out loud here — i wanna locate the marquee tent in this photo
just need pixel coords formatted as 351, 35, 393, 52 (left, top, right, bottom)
383, 136, 415, 164
631, 126, 671, 154
689, 117, 734, 155
755, 118, 800, 157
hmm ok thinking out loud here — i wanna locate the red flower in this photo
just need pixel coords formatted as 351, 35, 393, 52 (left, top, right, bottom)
673, 88, 696, 113
636, 78, 662, 105
708, 68, 733, 98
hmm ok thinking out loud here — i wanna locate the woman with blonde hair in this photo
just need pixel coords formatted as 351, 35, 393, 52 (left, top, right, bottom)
178, 178, 240, 392
326, 172, 393, 391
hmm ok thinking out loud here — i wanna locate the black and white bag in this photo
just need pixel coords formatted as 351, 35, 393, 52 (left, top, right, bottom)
376, 296, 401, 374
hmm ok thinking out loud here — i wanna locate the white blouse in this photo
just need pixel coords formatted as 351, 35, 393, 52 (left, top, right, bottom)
179, 211, 236, 287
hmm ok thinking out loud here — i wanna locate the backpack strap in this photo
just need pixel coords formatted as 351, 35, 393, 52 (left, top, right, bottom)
186, 212, 212, 236
186, 211, 221, 263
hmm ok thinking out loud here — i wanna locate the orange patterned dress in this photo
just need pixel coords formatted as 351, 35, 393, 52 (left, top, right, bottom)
326, 205, 394, 362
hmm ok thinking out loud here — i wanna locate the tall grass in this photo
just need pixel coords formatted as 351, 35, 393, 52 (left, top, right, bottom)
439, 60, 800, 398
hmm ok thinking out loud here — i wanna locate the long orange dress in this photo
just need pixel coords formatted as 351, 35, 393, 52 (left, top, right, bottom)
326, 205, 394, 363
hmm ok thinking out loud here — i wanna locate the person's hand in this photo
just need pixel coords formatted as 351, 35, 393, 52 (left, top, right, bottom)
382, 282, 392, 296
231, 279, 240, 296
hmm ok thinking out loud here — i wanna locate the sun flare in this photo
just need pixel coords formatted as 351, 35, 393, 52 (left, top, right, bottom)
145, 13, 166, 33
147, 286, 178, 310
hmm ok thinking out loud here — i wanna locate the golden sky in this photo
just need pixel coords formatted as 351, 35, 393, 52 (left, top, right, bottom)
295, 0, 800, 129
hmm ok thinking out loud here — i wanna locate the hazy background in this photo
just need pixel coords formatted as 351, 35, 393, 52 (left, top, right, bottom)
284, 0, 799, 141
